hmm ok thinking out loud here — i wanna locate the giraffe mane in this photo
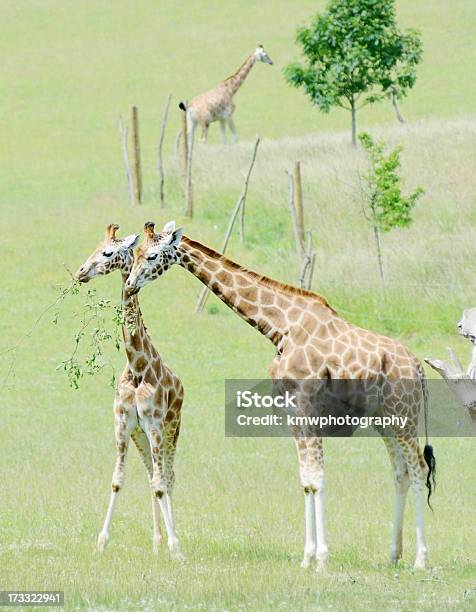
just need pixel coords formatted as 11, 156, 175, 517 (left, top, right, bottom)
222, 53, 254, 83
182, 237, 337, 313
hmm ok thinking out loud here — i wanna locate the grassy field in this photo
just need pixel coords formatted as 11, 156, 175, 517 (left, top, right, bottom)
1, 1, 476, 610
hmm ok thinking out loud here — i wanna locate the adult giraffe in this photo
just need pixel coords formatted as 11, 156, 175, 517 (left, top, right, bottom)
76, 224, 184, 559
179, 45, 273, 144
126, 221, 436, 571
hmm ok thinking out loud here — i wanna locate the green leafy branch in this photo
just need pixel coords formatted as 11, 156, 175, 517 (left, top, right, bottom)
56, 286, 124, 390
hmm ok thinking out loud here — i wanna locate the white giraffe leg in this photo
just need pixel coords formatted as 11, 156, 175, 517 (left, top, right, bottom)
156, 494, 184, 560
151, 494, 162, 554
296, 434, 327, 570
227, 116, 238, 143
313, 473, 328, 571
166, 494, 175, 530
391, 475, 410, 563
97, 404, 136, 552
399, 438, 428, 569
147, 425, 184, 561
219, 119, 227, 144
382, 437, 410, 563
131, 429, 162, 553
303, 436, 328, 571
412, 485, 428, 570
200, 123, 209, 144
186, 111, 196, 156
97, 490, 118, 553
301, 488, 316, 568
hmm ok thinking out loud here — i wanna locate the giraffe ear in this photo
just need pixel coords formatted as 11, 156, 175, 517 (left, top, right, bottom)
163, 220, 176, 234
169, 227, 183, 247
121, 234, 140, 249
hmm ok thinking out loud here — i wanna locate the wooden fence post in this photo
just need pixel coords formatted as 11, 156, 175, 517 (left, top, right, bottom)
157, 94, 171, 208
184, 126, 194, 218
130, 106, 142, 205
299, 230, 317, 290
286, 170, 303, 256
195, 136, 261, 313
239, 136, 260, 243
118, 116, 134, 207
293, 161, 304, 246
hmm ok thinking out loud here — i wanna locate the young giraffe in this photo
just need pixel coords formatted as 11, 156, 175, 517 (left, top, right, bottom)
126, 221, 436, 571
179, 45, 273, 144
75, 224, 184, 559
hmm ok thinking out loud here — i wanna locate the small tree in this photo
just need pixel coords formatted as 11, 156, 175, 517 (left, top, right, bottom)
358, 132, 424, 298
284, 0, 423, 144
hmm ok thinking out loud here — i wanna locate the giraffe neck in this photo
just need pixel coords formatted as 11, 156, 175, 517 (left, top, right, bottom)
223, 54, 256, 96
177, 237, 334, 347
120, 268, 156, 376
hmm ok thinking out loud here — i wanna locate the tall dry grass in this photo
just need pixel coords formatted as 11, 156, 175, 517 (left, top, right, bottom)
160, 118, 476, 349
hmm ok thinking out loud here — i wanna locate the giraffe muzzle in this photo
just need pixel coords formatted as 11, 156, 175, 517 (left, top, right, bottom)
125, 279, 140, 295
75, 267, 91, 283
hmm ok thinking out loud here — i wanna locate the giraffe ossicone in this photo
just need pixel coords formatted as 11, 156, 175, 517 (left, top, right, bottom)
75, 223, 185, 560
127, 220, 436, 571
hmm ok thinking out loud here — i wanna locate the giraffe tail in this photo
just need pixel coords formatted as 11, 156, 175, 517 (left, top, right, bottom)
419, 364, 436, 509
179, 101, 187, 111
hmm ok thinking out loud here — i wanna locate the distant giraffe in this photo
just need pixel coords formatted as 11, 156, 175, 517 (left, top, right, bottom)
179, 45, 273, 144
126, 221, 436, 571
75, 224, 184, 559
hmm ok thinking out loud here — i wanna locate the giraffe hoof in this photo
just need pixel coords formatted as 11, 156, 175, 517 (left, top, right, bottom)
168, 540, 186, 562
96, 532, 109, 553
315, 553, 328, 573
390, 552, 402, 565
170, 549, 186, 562
152, 534, 162, 555
413, 558, 427, 571
301, 558, 312, 569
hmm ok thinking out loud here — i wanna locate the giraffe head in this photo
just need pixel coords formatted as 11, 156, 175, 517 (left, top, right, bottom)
125, 221, 183, 294
254, 45, 273, 65
75, 223, 140, 283
457, 307, 476, 344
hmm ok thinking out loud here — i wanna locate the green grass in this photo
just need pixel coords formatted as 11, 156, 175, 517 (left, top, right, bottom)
1, 1, 476, 609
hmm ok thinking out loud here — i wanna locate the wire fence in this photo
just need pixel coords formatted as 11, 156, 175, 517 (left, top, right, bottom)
321, 278, 472, 288
337, 308, 452, 325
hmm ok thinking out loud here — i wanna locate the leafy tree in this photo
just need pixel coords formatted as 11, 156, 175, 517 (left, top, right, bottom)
381, 30, 422, 123
358, 132, 424, 297
285, 0, 423, 144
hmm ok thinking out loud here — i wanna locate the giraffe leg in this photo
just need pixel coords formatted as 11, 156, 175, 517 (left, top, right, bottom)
296, 436, 326, 569
131, 429, 162, 553
200, 123, 209, 144
151, 493, 162, 554
398, 437, 428, 570
97, 404, 136, 552
163, 417, 181, 536
227, 116, 238, 143
148, 424, 184, 561
295, 438, 316, 567
382, 437, 410, 563
302, 487, 317, 568
186, 110, 196, 149
307, 438, 327, 571
219, 119, 227, 144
